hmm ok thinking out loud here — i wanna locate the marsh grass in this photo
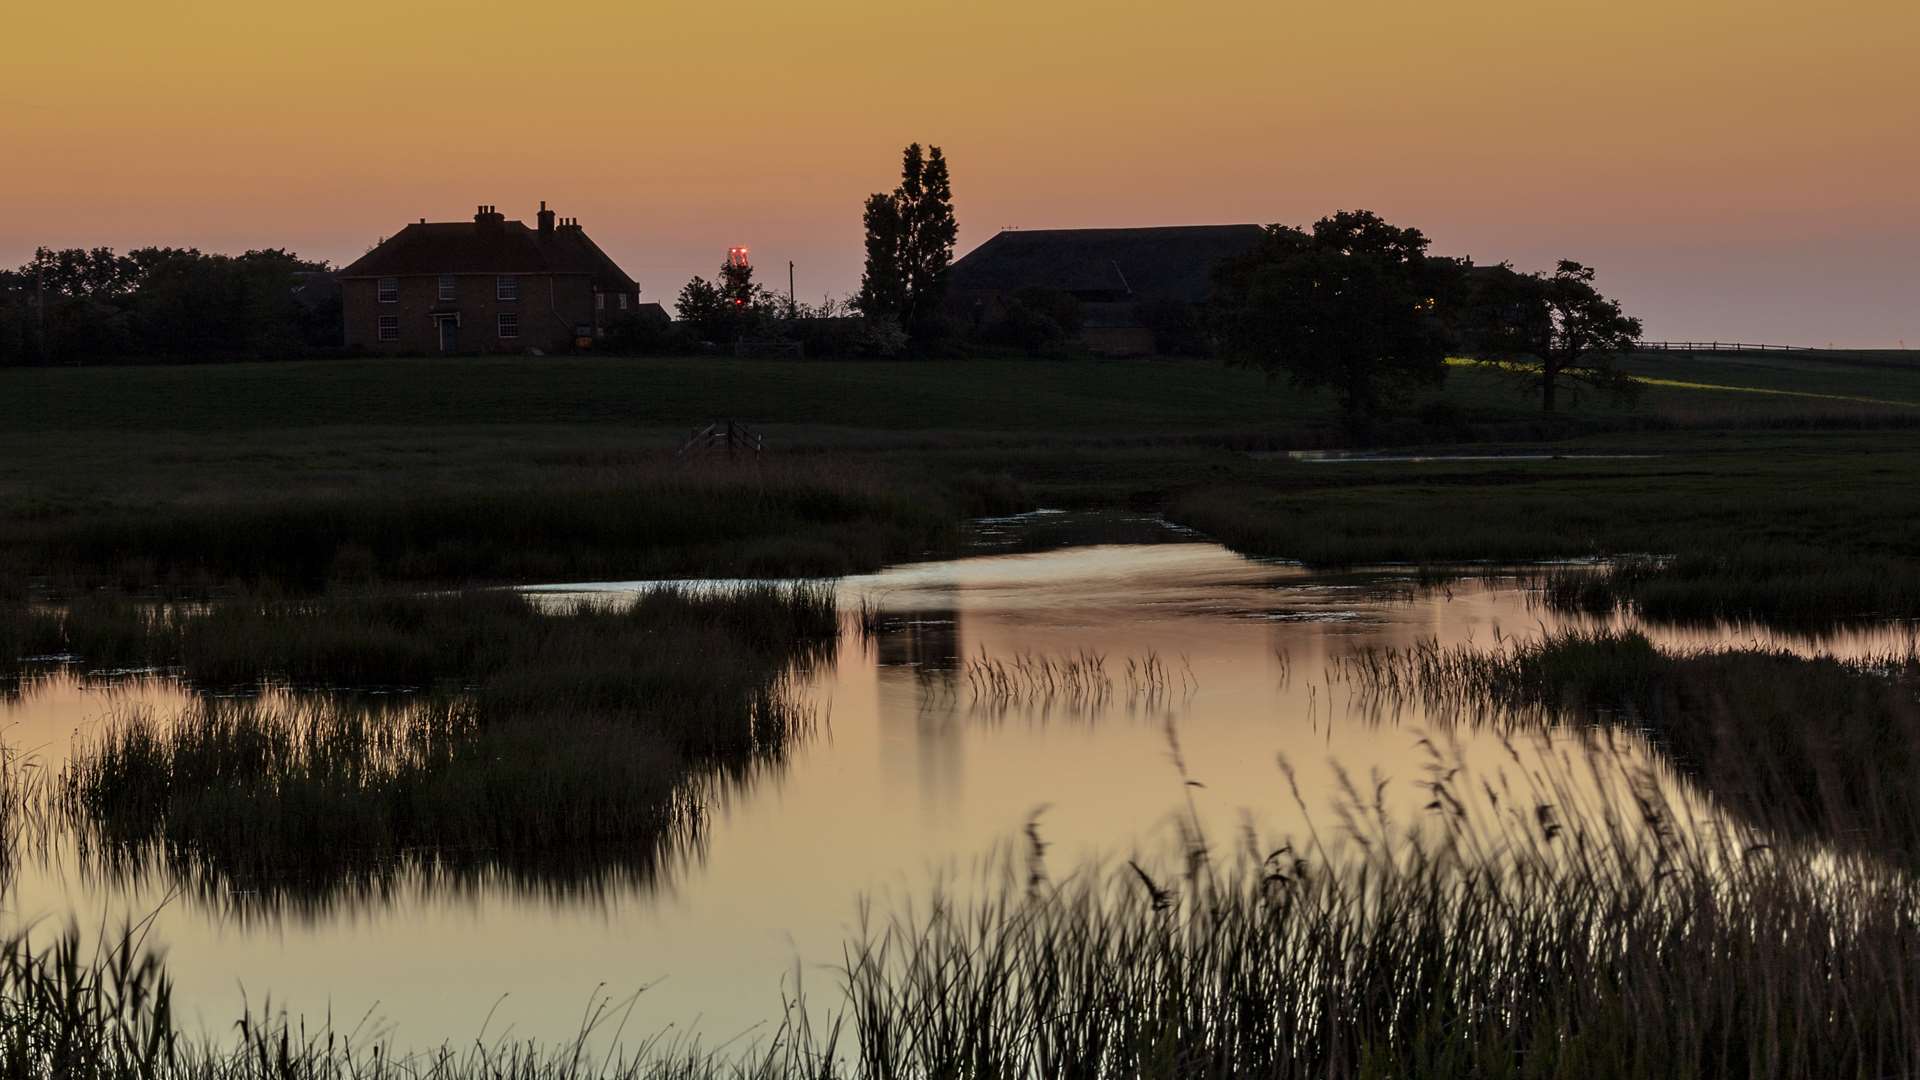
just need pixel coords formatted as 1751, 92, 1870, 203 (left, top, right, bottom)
0, 920, 846, 1080
1332, 628, 1920, 859
10, 459, 1022, 593
35, 586, 840, 913
18, 738, 1920, 1078
1536, 544, 1920, 625
1164, 432, 1920, 629
64, 700, 745, 915
830, 814, 1920, 1079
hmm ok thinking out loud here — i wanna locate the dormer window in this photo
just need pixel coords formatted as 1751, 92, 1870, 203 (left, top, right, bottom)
438, 274, 456, 301
377, 278, 399, 303
496, 275, 519, 302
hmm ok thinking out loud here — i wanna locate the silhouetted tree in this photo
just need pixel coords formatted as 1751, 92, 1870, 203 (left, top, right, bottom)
1211, 211, 1464, 431
858, 144, 957, 341
676, 260, 782, 345
1463, 260, 1644, 412
130, 248, 328, 358
675, 276, 727, 342
0, 245, 335, 364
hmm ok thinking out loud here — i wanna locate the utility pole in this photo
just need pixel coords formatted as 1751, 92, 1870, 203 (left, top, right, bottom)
33, 253, 46, 362
788, 261, 796, 319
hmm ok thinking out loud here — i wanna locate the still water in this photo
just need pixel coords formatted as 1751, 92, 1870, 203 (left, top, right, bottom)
1, 516, 1908, 1049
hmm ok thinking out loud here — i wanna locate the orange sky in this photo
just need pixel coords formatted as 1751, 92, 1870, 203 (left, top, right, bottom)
4, 0, 1915, 345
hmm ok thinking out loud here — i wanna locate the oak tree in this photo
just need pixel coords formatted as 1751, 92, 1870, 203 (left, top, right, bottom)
1211, 210, 1462, 430
1466, 260, 1643, 412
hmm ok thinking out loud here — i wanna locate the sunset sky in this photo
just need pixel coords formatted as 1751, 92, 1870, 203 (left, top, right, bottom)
4, 0, 1914, 346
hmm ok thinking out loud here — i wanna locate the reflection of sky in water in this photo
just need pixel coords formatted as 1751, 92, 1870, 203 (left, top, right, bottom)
2, 537, 1911, 1049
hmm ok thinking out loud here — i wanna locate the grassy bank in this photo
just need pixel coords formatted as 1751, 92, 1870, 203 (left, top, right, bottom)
1539, 546, 1920, 624
1168, 431, 1920, 624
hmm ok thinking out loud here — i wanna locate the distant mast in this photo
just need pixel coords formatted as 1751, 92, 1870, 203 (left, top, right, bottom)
726, 246, 752, 308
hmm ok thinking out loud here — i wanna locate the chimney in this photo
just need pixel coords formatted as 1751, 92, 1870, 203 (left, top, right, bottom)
537, 201, 555, 238
474, 204, 505, 232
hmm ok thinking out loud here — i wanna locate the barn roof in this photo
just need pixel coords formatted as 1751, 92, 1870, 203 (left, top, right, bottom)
949, 225, 1265, 303
339, 218, 638, 292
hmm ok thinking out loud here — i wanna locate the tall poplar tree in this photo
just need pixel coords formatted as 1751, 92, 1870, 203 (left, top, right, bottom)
858, 144, 957, 337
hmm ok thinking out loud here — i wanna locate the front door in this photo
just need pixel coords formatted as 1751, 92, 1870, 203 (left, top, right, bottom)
438, 317, 459, 353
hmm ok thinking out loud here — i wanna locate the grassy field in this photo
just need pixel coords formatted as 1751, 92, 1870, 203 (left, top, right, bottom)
5, 351, 1916, 437
0, 355, 1531, 436
3, 352, 1918, 612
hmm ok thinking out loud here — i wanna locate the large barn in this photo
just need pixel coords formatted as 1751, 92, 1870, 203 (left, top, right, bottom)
947, 224, 1264, 355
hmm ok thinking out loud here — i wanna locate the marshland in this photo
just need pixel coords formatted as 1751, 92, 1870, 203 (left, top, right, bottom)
6, 354, 1920, 1077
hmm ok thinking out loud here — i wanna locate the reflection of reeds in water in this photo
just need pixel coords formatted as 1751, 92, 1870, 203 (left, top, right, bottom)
4, 586, 839, 922
952, 647, 1195, 722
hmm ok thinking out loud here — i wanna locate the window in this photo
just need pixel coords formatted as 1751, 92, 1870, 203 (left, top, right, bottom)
377, 315, 400, 341
497, 313, 519, 339
496, 275, 519, 302
618, 294, 629, 311
438, 274, 456, 301
377, 277, 399, 303
595, 293, 606, 311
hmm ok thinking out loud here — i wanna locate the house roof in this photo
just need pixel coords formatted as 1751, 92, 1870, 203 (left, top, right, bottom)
949, 225, 1265, 304
338, 218, 639, 292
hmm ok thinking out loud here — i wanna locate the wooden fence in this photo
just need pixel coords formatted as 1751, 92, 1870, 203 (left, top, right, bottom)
676, 419, 766, 457
1636, 341, 1818, 354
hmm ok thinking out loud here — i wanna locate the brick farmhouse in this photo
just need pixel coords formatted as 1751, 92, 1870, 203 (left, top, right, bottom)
338, 204, 641, 354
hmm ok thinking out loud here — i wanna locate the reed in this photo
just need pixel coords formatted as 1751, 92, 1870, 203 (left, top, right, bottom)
17, 755, 1920, 1078
1331, 628, 1920, 860
49, 586, 840, 914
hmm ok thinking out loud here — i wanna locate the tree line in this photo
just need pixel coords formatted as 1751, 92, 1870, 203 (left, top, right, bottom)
0, 247, 341, 365
5, 144, 1644, 419
1210, 211, 1643, 423
664, 146, 1642, 420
